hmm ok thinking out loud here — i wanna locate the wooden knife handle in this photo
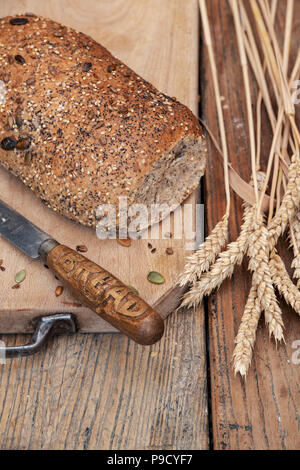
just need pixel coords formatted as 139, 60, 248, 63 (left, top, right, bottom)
46, 244, 164, 345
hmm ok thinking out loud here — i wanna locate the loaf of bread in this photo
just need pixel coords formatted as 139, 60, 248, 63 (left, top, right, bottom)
0, 14, 206, 230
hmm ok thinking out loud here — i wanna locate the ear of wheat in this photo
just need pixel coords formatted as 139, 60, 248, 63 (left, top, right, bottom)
290, 211, 300, 287
180, 0, 300, 376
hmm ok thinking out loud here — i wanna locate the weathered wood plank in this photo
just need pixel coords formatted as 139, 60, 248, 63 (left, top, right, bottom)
202, 0, 300, 450
0, 309, 208, 450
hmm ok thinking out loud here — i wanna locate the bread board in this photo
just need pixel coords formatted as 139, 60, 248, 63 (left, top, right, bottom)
0, 0, 201, 333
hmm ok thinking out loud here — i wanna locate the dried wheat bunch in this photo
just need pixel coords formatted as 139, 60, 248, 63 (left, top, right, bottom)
180, 0, 300, 377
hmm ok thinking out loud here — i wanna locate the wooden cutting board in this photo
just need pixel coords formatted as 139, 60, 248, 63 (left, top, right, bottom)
0, 0, 201, 333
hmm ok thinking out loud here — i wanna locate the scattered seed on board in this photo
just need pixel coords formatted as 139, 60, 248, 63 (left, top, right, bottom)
15, 269, 26, 284
117, 238, 131, 247
166, 247, 174, 255
151, 248, 156, 254
12, 284, 21, 289
147, 271, 165, 284
0, 266, 5, 272
55, 286, 64, 297
147, 243, 152, 249
128, 286, 139, 295
76, 245, 88, 253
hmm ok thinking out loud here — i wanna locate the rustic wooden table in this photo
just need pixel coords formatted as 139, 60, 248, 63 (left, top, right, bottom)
0, 0, 299, 450
0, 0, 208, 451
203, 0, 300, 450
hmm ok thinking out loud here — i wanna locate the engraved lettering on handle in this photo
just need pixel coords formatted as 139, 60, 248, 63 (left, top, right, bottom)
57, 250, 148, 318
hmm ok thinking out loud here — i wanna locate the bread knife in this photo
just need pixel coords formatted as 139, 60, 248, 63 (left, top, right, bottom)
0, 199, 164, 345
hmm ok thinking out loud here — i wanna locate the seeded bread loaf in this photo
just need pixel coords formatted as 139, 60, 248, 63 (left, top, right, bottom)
0, 14, 206, 229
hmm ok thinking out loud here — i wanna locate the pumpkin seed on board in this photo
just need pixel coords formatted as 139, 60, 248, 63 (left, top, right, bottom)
15, 269, 26, 284
147, 271, 165, 284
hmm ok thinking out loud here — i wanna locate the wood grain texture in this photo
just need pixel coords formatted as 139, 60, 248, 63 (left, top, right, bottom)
202, 0, 300, 450
0, 309, 208, 450
0, 0, 208, 450
0, 0, 201, 333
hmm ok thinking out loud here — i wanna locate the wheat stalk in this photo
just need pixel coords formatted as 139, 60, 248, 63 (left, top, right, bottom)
180, 206, 253, 307
268, 155, 300, 250
179, 1, 233, 287
230, 0, 259, 201
291, 256, 300, 289
199, 0, 231, 216
182, 154, 300, 291
179, 213, 229, 287
270, 250, 300, 315
290, 211, 300, 287
182, 0, 300, 376
180, 173, 267, 304
233, 283, 261, 377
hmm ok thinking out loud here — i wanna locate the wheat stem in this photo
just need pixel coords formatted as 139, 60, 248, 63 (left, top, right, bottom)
199, 0, 231, 215
230, 0, 258, 201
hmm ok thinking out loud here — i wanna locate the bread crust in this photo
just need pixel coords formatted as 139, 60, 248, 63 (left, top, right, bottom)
0, 14, 206, 228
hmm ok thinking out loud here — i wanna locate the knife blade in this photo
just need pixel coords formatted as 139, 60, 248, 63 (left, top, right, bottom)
0, 199, 164, 345
0, 199, 52, 258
